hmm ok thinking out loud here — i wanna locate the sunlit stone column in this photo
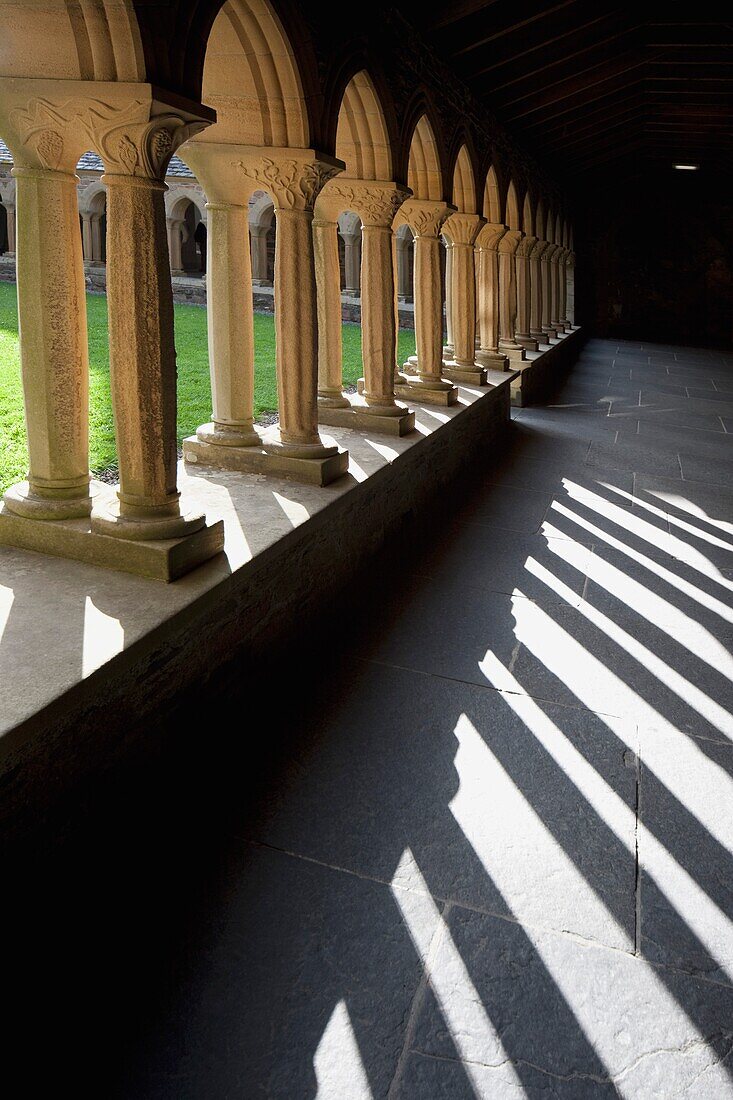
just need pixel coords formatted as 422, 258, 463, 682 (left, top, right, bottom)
529, 239, 548, 344
551, 247, 566, 334
396, 199, 457, 404
313, 215, 349, 408
4, 201, 16, 255
442, 211, 486, 384
515, 234, 538, 351
179, 145, 261, 450
90, 212, 104, 263
541, 243, 559, 340
395, 230, 412, 301
475, 223, 509, 370
2, 154, 91, 519
498, 230, 526, 362
230, 150, 345, 459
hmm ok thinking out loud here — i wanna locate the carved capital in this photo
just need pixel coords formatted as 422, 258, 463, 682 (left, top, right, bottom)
0, 80, 213, 177
541, 243, 561, 263
529, 239, 550, 260
498, 228, 523, 254
396, 199, 454, 238
231, 150, 344, 211
442, 212, 484, 246
475, 222, 507, 252
317, 178, 411, 226
515, 235, 538, 259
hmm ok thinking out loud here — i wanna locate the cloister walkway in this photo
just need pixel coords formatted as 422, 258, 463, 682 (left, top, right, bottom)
11, 339, 733, 1096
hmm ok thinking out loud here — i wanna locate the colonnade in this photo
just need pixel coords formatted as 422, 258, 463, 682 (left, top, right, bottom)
0, 37, 574, 581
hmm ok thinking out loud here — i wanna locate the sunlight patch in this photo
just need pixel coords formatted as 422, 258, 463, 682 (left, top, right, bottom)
313, 1000, 373, 1099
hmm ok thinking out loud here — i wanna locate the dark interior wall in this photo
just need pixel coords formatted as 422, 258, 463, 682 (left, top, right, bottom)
576, 170, 733, 349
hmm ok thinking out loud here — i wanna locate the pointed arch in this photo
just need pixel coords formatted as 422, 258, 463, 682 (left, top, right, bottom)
536, 199, 545, 241
505, 180, 520, 231
554, 213, 563, 247
522, 191, 535, 236
201, 0, 310, 147
483, 165, 501, 223
335, 70, 392, 180
451, 145, 477, 214
407, 114, 442, 201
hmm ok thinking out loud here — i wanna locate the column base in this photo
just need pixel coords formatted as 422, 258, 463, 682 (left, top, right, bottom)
318, 396, 416, 436
543, 327, 561, 341
3, 480, 92, 520
183, 435, 349, 487
442, 362, 489, 386
196, 421, 262, 448
0, 482, 224, 581
91, 497, 206, 542
318, 392, 351, 410
516, 335, 540, 352
393, 381, 459, 407
475, 349, 510, 371
499, 343, 527, 363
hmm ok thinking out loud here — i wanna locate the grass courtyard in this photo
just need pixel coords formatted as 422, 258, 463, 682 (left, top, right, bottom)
0, 281, 416, 496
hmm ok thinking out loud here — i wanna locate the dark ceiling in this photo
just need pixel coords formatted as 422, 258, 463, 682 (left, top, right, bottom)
399, 1, 733, 185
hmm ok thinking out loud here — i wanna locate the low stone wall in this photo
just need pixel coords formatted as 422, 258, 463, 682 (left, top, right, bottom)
0, 374, 521, 844
511, 327, 587, 406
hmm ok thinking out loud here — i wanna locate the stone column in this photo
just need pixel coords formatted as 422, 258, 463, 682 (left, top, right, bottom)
551, 247, 566, 334
5, 203, 15, 254
166, 216, 184, 275
313, 216, 349, 408
249, 222, 271, 285
229, 151, 344, 459
443, 238, 454, 359
515, 235, 538, 351
395, 232, 412, 301
90, 212, 104, 263
392, 231, 409, 385
340, 226, 361, 296
541, 244, 559, 339
565, 251, 576, 326
529, 239, 547, 343
475, 223, 508, 369
397, 199, 456, 402
198, 201, 261, 446
3, 161, 91, 519
498, 230, 526, 361
80, 210, 93, 262
442, 211, 485, 384
559, 249, 571, 328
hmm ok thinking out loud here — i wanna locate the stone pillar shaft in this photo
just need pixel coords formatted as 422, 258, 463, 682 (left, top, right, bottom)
451, 242, 477, 365
81, 210, 93, 262
250, 224, 270, 285
498, 247, 521, 350
414, 233, 444, 382
530, 249, 544, 339
5, 204, 15, 254
341, 230, 361, 295
444, 241, 454, 355
167, 217, 183, 274
477, 245, 501, 355
199, 201, 259, 446
103, 173, 183, 522
4, 165, 90, 518
361, 223, 398, 408
314, 218, 348, 408
272, 206, 323, 449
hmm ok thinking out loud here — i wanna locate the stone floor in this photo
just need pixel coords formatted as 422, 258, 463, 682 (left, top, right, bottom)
7, 338, 733, 1097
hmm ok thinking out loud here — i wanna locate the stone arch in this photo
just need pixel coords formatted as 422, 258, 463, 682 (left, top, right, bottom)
523, 191, 535, 237
536, 199, 546, 241
406, 114, 443, 202
0, 0, 145, 82
78, 180, 107, 217
483, 165, 501, 223
335, 69, 392, 180
451, 144, 477, 214
554, 213, 563, 246
505, 180, 521, 231
200, 0, 310, 147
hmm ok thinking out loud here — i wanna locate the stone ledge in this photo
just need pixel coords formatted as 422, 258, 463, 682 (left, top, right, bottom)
511, 326, 585, 407
0, 336, 580, 839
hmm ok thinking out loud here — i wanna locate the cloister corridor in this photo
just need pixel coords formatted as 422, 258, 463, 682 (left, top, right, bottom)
7, 337, 732, 1097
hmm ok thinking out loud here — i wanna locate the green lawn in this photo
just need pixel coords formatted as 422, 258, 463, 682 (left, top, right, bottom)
0, 282, 416, 495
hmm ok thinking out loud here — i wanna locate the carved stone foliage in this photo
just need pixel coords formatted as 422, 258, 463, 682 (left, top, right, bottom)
398, 200, 451, 238
476, 223, 507, 252
442, 212, 483, 246
328, 183, 409, 226
233, 157, 341, 211
8, 97, 207, 177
